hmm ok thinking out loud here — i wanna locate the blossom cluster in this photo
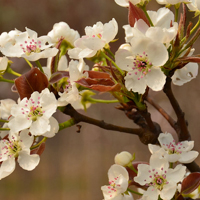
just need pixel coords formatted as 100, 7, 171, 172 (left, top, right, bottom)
101, 132, 199, 200
0, 0, 199, 199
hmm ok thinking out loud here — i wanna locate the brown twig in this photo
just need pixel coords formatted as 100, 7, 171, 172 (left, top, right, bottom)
62, 104, 144, 136
163, 77, 191, 141
145, 96, 179, 132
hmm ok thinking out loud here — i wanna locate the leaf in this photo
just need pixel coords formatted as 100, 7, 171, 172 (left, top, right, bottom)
87, 71, 111, 79
49, 71, 69, 84
178, 56, 200, 63
181, 172, 200, 195
76, 78, 121, 92
15, 68, 49, 99
128, 2, 150, 27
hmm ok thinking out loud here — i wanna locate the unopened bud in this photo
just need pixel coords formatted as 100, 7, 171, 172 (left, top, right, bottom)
114, 151, 134, 167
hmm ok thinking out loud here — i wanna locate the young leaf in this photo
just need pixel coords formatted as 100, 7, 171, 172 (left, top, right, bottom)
181, 172, 200, 195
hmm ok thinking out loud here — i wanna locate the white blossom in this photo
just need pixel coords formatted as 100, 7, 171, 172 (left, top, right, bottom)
1, 28, 58, 61
0, 29, 21, 48
156, 0, 190, 5
123, 7, 178, 45
0, 99, 16, 120
114, 0, 148, 7
148, 132, 199, 163
187, 0, 200, 16
172, 62, 198, 86
8, 88, 58, 136
58, 59, 90, 109
48, 22, 80, 46
68, 18, 118, 59
134, 154, 186, 200
114, 151, 133, 167
0, 129, 40, 180
115, 36, 168, 94
101, 164, 133, 200
0, 57, 8, 74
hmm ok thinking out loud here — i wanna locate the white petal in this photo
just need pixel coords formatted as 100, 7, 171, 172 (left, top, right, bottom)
160, 182, 177, 200
29, 117, 50, 136
178, 151, 199, 163
145, 68, 166, 91
0, 157, 16, 179
20, 129, 34, 149
18, 151, 40, 171
148, 144, 161, 154
42, 117, 59, 138
166, 164, 186, 183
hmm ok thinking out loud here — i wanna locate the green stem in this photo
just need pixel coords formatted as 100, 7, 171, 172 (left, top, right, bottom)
88, 97, 119, 104
31, 137, 47, 150
0, 77, 14, 83
0, 119, 9, 123
127, 188, 142, 196
24, 58, 33, 68
128, 164, 138, 174
169, 162, 173, 168
175, 7, 179, 23
101, 51, 124, 75
0, 128, 10, 131
59, 118, 76, 131
104, 47, 115, 59
181, 16, 200, 43
6, 67, 21, 77
35, 60, 44, 73
140, 5, 154, 27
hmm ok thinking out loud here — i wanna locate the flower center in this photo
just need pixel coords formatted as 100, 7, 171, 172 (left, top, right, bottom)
20, 39, 41, 55
162, 140, 184, 154
92, 33, 102, 39
107, 176, 121, 198
28, 106, 43, 121
145, 168, 169, 191
0, 139, 22, 159
128, 52, 152, 80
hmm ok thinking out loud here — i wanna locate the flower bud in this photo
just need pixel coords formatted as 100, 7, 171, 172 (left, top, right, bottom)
114, 151, 133, 166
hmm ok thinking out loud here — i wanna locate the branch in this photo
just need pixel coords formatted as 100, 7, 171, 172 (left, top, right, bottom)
145, 96, 179, 132
62, 104, 144, 136
163, 77, 191, 141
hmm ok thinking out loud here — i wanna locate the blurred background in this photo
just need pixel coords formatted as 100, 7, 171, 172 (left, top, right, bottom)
0, 0, 200, 199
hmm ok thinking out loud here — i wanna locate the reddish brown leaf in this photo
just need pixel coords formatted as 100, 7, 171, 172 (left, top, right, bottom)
31, 143, 46, 156
49, 71, 70, 84
178, 56, 200, 63
181, 172, 200, 195
87, 71, 111, 79
15, 68, 49, 99
128, 2, 150, 27
76, 78, 121, 92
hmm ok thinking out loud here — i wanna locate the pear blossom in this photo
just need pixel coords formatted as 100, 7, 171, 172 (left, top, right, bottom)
172, 62, 198, 86
115, 36, 168, 94
123, 7, 178, 45
1, 28, 58, 61
187, 0, 200, 16
58, 59, 90, 109
0, 29, 21, 47
114, 151, 133, 167
114, 0, 148, 7
68, 18, 118, 59
101, 164, 133, 200
8, 88, 58, 136
156, 0, 190, 5
0, 99, 16, 120
134, 154, 186, 200
0, 129, 40, 180
0, 57, 8, 75
48, 22, 80, 46
148, 132, 199, 163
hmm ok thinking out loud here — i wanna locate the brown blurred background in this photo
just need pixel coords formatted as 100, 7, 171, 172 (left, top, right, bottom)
0, 0, 200, 200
